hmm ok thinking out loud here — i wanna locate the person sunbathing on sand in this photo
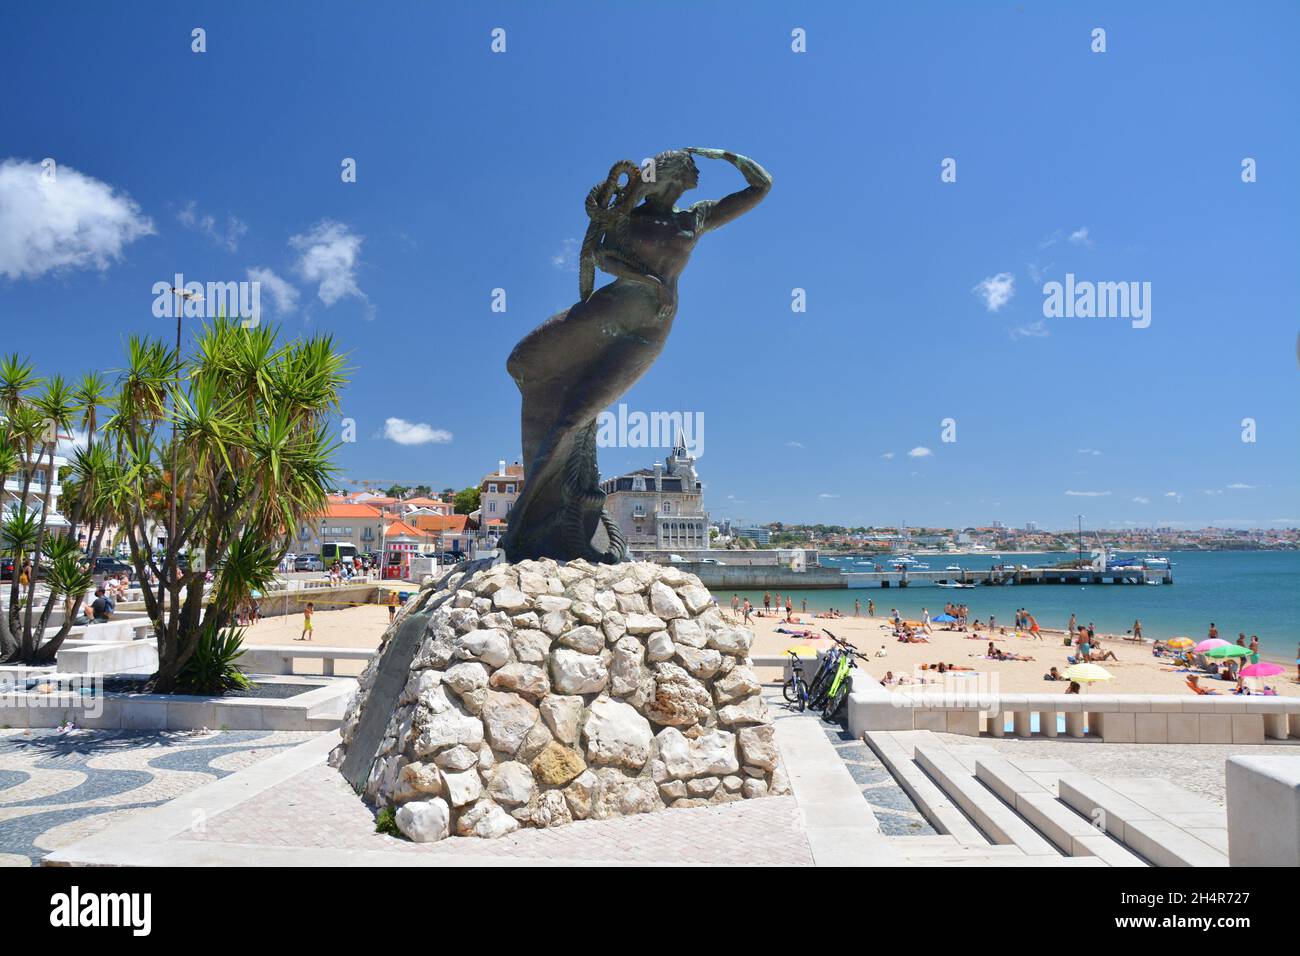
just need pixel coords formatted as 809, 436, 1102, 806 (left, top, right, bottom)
1186, 675, 1218, 695
1044, 666, 1067, 681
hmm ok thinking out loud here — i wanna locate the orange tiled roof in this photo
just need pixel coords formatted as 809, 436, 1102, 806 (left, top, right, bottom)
319, 502, 383, 518
384, 520, 428, 539
410, 514, 469, 532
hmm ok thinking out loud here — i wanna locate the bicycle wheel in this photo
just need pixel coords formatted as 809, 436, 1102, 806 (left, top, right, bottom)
794, 678, 808, 712
823, 675, 852, 721
782, 677, 799, 703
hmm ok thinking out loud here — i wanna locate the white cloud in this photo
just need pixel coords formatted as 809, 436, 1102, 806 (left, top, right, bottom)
0, 158, 154, 280
57, 428, 88, 454
246, 267, 299, 315
177, 200, 246, 252
907, 447, 932, 458
1132, 496, 1150, 504
785, 441, 803, 448
1065, 490, 1111, 497
1226, 482, 1256, 490
880, 451, 895, 459
290, 220, 367, 308
383, 418, 452, 446
1009, 320, 1049, 340
1068, 226, 1093, 247
973, 272, 1015, 312
551, 237, 579, 271
818, 493, 840, 499
1165, 491, 1182, 503
1077, 448, 1102, 456
1203, 489, 1224, 496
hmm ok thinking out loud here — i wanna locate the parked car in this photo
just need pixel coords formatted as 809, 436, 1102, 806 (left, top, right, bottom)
94, 555, 133, 577
294, 554, 323, 572
0, 557, 14, 580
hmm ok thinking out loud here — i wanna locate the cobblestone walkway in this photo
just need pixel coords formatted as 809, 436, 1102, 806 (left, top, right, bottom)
0, 728, 314, 866
762, 692, 935, 837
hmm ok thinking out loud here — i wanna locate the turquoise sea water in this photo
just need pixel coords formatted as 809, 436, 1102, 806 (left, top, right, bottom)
717, 551, 1300, 665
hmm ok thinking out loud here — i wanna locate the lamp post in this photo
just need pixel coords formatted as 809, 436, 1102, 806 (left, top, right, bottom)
165, 286, 202, 579
1076, 514, 1084, 566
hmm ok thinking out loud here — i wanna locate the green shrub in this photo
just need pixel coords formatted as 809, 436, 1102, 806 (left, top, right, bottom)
375, 806, 401, 836
176, 625, 253, 696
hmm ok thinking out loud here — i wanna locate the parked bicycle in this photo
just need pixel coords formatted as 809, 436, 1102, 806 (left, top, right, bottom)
805, 629, 851, 710
781, 648, 811, 711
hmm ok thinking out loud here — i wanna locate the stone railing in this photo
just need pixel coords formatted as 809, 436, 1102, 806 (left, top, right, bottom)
847, 682, 1300, 744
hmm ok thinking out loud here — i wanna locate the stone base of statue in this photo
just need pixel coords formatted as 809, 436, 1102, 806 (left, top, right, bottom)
329, 558, 786, 841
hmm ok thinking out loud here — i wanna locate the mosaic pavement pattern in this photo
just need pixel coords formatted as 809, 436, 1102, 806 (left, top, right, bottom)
0, 728, 315, 866
763, 691, 936, 837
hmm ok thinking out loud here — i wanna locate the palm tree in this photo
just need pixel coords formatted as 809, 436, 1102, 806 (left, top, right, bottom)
108, 317, 345, 691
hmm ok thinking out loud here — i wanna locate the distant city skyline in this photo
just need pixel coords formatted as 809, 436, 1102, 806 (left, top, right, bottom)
3, 2, 1296, 531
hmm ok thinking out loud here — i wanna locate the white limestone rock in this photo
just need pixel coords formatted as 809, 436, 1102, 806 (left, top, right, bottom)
549, 647, 609, 695
455, 629, 510, 668
582, 697, 653, 770
481, 690, 540, 757
489, 662, 550, 698
557, 624, 605, 654
395, 798, 450, 843
488, 761, 537, 807
649, 581, 688, 620
646, 630, 675, 662
539, 694, 584, 745
455, 798, 520, 839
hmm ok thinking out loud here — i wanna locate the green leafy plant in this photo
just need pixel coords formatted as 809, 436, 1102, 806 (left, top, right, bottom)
176, 625, 254, 696
374, 806, 401, 836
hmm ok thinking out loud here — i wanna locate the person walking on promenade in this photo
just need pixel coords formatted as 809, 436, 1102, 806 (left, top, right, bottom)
387, 589, 400, 623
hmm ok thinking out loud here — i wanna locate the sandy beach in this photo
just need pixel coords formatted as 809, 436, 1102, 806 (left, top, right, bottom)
743, 610, 1300, 698
234, 594, 1300, 699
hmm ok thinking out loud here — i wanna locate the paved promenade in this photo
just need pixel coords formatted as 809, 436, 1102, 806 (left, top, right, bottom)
0, 729, 316, 866
43, 693, 906, 866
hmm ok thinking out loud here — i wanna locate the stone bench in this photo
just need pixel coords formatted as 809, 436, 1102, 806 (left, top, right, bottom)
237, 644, 374, 676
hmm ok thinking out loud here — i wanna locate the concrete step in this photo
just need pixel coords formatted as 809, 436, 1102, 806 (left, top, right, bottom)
865, 731, 990, 847
913, 744, 1061, 857
1058, 774, 1228, 867
975, 757, 1147, 867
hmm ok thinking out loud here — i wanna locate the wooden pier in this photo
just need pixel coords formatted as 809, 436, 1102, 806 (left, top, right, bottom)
839, 567, 1173, 589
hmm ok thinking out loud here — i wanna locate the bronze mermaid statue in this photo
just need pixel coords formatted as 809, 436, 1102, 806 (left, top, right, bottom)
500, 147, 772, 563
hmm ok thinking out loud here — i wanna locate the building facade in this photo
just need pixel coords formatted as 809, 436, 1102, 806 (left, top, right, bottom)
480, 460, 524, 524
600, 442, 709, 552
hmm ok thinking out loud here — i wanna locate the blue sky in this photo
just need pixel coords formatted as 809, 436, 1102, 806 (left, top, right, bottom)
3, 1, 1297, 531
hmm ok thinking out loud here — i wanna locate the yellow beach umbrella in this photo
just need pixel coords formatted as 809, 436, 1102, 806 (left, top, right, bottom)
1064, 663, 1114, 683
784, 644, 819, 658
1166, 638, 1195, 649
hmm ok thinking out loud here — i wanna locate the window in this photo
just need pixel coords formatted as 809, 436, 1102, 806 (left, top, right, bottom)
488, 483, 498, 494
632, 476, 645, 491
505, 484, 514, 493
662, 501, 672, 514
489, 501, 497, 513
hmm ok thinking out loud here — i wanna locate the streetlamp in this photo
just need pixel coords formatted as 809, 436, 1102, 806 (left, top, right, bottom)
1076, 514, 1085, 566
165, 286, 202, 568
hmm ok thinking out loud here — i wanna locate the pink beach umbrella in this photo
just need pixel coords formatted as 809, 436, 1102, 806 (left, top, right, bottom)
1238, 662, 1284, 678
1194, 638, 1229, 653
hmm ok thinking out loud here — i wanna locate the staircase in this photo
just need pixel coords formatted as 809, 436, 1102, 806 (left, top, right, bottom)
868, 730, 1229, 866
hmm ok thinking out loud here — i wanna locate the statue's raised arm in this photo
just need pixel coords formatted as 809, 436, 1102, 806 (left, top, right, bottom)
684, 148, 773, 234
